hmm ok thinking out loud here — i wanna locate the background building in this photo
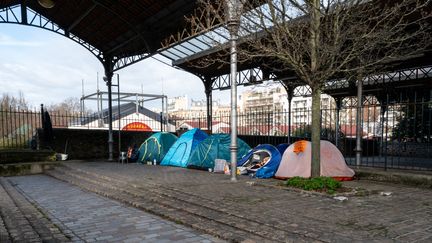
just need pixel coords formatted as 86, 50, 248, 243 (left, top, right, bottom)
239, 84, 288, 126
168, 95, 189, 112
291, 94, 335, 127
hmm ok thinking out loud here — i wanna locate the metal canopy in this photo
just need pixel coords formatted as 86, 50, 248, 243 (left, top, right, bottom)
157, 1, 432, 94
0, 0, 201, 161
166, 33, 432, 92
0, 0, 197, 71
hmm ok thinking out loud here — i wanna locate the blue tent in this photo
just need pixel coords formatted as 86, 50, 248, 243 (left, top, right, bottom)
237, 144, 282, 178
161, 128, 208, 167
276, 143, 290, 155
187, 133, 251, 170
138, 132, 178, 164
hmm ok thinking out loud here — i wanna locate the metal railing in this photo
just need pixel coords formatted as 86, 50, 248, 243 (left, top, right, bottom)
0, 108, 167, 149
171, 98, 432, 171
0, 108, 41, 149
1, 97, 431, 170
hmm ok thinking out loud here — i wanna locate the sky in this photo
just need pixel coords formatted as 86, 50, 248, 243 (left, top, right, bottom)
0, 24, 249, 111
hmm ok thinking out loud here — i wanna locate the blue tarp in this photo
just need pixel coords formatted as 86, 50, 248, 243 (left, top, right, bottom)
187, 133, 251, 170
238, 144, 282, 178
276, 143, 290, 155
161, 128, 208, 167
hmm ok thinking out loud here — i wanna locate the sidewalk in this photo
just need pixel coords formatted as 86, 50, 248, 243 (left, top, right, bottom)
0, 177, 70, 242
8, 175, 223, 243
48, 161, 432, 242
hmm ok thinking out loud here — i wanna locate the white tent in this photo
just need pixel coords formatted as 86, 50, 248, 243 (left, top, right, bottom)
275, 140, 355, 180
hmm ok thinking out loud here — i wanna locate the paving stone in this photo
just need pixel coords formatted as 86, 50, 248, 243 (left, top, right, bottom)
50, 161, 432, 242
0, 178, 41, 242
9, 174, 223, 243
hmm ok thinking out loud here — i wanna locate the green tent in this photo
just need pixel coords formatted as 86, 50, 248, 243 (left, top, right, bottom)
138, 132, 177, 164
187, 133, 251, 170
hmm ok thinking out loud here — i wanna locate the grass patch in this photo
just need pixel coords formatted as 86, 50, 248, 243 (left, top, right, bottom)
285, 176, 342, 194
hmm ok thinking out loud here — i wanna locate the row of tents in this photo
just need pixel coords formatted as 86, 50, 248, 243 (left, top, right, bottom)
137, 128, 355, 180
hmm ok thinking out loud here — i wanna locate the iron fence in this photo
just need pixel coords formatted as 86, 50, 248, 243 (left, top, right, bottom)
171, 96, 432, 171
0, 108, 41, 149
0, 107, 166, 149
1, 96, 431, 170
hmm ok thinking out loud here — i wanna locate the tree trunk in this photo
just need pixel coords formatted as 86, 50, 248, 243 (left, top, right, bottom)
311, 86, 321, 178
309, 0, 321, 178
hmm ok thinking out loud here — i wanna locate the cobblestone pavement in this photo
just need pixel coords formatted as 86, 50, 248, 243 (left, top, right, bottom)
0, 177, 69, 242
8, 175, 225, 243
48, 161, 432, 243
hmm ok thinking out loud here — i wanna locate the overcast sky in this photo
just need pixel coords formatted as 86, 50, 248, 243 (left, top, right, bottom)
0, 25, 247, 110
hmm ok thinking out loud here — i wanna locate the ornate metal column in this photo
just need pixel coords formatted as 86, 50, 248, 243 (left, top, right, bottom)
204, 77, 213, 133
355, 79, 363, 167
226, 0, 242, 181
287, 88, 293, 144
379, 98, 387, 157
335, 97, 342, 148
103, 58, 114, 161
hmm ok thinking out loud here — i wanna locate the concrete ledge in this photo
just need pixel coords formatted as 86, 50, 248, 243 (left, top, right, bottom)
354, 167, 432, 189
0, 149, 56, 164
0, 162, 59, 177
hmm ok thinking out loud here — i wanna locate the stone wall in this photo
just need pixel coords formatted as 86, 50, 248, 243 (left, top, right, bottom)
0, 162, 58, 176
0, 150, 56, 164
37, 128, 153, 160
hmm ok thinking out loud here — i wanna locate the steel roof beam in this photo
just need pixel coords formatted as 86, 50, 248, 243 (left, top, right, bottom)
106, 34, 140, 54
68, 4, 96, 32
92, 0, 151, 53
20, 1, 27, 24
0, 4, 104, 62
81, 92, 166, 100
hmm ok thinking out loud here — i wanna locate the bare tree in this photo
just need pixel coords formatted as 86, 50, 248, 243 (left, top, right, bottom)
46, 97, 82, 115
165, 0, 431, 177
1, 91, 30, 111
0, 92, 34, 147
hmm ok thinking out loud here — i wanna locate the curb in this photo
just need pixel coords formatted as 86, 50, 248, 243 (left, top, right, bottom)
0, 162, 60, 177
355, 170, 432, 189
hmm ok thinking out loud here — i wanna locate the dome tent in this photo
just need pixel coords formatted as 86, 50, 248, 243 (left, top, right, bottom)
187, 134, 251, 170
161, 128, 208, 168
138, 132, 177, 164
275, 140, 355, 180
237, 144, 282, 179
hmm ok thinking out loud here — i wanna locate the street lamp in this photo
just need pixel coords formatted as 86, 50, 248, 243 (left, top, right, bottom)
226, 0, 243, 181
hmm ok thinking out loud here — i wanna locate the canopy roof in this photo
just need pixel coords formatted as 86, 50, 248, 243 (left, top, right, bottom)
0, 0, 198, 69
1, 0, 430, 95
159, 0, 432, 94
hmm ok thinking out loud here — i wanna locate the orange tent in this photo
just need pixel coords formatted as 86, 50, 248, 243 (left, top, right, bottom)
275, 140, 355, 181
